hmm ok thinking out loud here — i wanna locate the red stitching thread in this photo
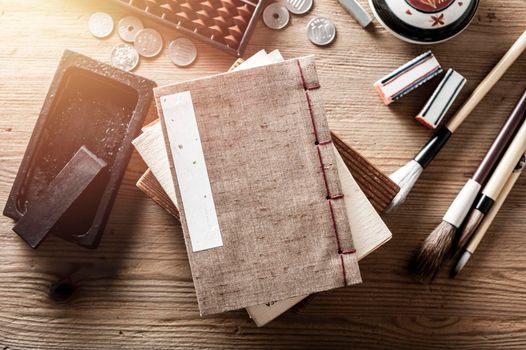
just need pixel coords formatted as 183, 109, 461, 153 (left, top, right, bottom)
340, 255, 347, 287
306, 82, 321, 90
327, 200, 342, 250
296, 59, 353, 287
305, 88, 319, 142
297, 60, 320, 142
316, 145, 330, 196
297, 59, 307, 85
296, 60, 321, 91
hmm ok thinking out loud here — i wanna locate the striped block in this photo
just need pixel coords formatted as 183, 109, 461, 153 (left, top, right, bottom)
416, 69, 466, 129
374, 51, 442, 105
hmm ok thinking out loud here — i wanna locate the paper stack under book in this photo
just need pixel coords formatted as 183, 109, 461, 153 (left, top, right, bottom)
133, 50, 395, 325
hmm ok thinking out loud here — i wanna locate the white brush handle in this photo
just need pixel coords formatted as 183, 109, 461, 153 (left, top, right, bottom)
447, 30, 526, 132
467, 156, 525, 253
443, 179, 482, 228
484, 119, 526, 199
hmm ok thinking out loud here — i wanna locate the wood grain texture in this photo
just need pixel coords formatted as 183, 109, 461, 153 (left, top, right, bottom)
137, 169, 180, 219
332, 132, 399, 212
1, 0, 526, 349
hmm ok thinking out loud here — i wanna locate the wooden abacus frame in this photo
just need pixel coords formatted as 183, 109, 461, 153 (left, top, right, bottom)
111, 0, 266, 57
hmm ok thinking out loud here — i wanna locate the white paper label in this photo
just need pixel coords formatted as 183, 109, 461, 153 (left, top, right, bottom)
161, 91, 223, 252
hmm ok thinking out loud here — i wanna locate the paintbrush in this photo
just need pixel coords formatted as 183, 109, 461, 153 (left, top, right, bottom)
387, 30, 526, 212
412, 90, 526, 281
451, 154, 526, 278
458, 117, 526, 253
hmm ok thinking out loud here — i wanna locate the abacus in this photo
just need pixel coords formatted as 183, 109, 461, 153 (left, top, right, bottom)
112, 0, 266, 57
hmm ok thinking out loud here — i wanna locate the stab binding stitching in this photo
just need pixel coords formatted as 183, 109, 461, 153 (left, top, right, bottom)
296, 60, 356, 287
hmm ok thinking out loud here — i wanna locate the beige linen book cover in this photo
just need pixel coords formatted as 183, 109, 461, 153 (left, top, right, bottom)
155, 56, 362, 315
134, 126, 391, 325
133, 51, 391, 324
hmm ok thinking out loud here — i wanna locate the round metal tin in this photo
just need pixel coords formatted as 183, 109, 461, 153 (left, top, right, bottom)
369, 0, 479, 44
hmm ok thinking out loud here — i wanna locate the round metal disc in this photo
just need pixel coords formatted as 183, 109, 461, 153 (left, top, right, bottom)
168, 38, 197, 67
263, 3, 290, 30
118, 16, 144, 42
134, 28, 163, 58
307, 17, 336, 46
89, 12, 114, 39
111, 43, 140, 71
369, 0, 479, 45
282, 0, 313, 15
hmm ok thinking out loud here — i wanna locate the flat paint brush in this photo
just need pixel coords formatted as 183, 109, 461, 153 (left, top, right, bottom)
387, 30, 526, 212
451, 154, 526, 278
459, 117, 526, 252
412, 90, 526, 281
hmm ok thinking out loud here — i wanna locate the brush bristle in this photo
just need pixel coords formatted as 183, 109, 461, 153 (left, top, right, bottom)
450, 250, 472, 278
413, 221, 457, 282
386, 160, 423, 212
457, 210, 485, 249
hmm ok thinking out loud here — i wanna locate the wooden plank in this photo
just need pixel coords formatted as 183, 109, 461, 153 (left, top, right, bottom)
1, 0, 526, 348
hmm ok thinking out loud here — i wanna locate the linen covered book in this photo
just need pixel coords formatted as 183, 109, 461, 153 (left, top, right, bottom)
156, 55, 362, 315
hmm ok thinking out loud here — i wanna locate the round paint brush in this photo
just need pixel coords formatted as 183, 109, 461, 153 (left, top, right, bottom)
387, 30, 526, 212
459, 117, 526, 251
451, 154, 526, 278
412, 90, 526, 282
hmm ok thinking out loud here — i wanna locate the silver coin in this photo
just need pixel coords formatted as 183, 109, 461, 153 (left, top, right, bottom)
168, 38, 197, 67
263, 3, 290, 30
134, 28, 163, 58
89, 12, 114, 39
118, 16, 144, 42
307, 17, 336, 46
111, 43, 140, 71
282, 0, 313, 15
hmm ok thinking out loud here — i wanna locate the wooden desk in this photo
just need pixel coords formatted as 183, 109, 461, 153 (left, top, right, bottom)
1, 1, 526, 348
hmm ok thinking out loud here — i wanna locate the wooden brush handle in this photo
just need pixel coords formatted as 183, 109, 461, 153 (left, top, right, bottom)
472, 90, 526, 183
467, 155, 526, 253
446, 30, 526, 133
483, 119, 526, 199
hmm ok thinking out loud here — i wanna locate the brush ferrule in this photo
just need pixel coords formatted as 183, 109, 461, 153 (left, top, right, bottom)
443, 179, 482, 228
474, 194, 495, 214
414, 127, 452, 168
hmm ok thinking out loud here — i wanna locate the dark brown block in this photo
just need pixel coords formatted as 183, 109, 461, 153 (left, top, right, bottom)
331, 132, 400, 213
137, 169, 180, 219
13, 146, 107, 248
3, 50, 156, 248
